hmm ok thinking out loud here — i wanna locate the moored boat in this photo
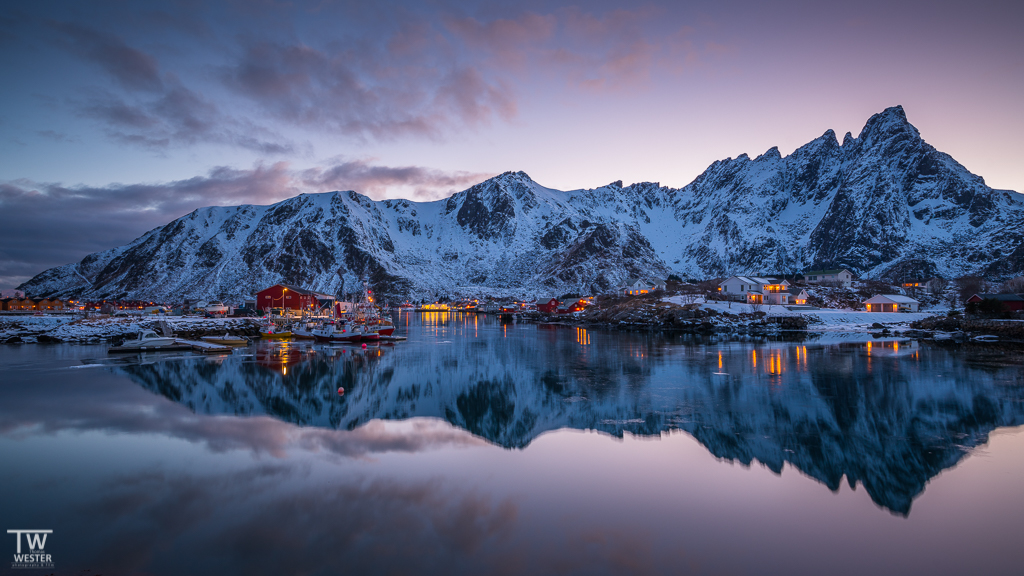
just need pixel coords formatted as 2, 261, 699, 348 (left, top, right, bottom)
312, 321, 363, 343
291, 321, 318, 340
116, 329, 177, 349
260, 324, 292, 339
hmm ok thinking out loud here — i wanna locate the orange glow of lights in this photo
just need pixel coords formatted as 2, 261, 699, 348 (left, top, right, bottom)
752, 349, 757, 369
768, 351, 782, 375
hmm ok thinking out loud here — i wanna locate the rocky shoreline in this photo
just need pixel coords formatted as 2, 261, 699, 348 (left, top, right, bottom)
529, 299, 808, 334
0, 316, 263, 344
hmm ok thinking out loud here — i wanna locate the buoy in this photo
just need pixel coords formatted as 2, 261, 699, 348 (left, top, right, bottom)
361, 343, 367, 349
337, 387, 345, 395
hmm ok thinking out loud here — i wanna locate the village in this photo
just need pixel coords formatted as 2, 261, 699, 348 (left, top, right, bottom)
2, 267, 1023, 345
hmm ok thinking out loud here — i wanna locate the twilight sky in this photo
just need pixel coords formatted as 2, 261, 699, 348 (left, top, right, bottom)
1, 0, 1022, 289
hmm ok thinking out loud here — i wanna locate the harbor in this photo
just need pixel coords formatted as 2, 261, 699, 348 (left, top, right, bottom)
2, 312, 1024, 575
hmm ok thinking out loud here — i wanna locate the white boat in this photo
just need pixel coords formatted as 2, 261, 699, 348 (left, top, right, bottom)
291, 322, 318, 340
119, 330, 177, 349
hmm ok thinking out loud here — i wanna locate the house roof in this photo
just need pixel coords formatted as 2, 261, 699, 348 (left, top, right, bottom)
727, 276, 784, 285
864, 294, 920, 304
259, 284, 334, 299
969, 293, 1024, 302
785, 287, 806, 295
804, 268, 851, 275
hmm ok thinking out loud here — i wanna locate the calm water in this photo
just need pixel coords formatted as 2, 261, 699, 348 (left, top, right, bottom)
2, 312, 1023, 575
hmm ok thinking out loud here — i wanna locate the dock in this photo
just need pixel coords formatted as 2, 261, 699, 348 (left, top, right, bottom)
174, 339, 233, 353
108, 344, 193, 353
108, 339, 233, 354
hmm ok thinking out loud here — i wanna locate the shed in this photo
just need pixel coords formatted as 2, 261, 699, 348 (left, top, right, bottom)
864, 294, 920, 312
966, 293, 1024, 312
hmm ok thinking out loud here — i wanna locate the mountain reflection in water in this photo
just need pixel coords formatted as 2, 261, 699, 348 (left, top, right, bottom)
111, 324, 1024, 516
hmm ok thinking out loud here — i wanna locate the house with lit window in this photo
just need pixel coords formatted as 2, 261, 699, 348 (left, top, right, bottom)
863, 294, 920, 312
719, 276, 793, 305
621, 279, 656, 296
555, 298, 589, 314
786, 287, 810, 305
34, 298, 66, 311
536, 297, 560, 313
256, 285, 334, 313
803, 268, 854, 287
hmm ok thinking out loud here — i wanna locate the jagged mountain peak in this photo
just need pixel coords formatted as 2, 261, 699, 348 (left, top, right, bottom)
18, 106, 1024, 301
857, 104, 920, 143
754, 146, 781, 162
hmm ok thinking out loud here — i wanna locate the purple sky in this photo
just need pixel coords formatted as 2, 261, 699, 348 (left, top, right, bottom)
1, 0, 1022, 289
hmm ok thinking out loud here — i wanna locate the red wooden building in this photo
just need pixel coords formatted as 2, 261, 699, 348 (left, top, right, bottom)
555, 299, 589, 314
256, 284, 333, 313
966, 293, 1024, 311
537, 297, 560, 313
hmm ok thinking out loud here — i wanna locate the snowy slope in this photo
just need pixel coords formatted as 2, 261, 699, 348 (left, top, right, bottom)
20, 106, 1024, 301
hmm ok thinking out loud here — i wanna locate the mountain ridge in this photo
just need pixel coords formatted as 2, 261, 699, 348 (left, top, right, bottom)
20, 106, 1024, 301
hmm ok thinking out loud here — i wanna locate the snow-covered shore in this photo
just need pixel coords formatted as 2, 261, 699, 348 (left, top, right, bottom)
0, 315, 262, 343
661, 296, 939, 333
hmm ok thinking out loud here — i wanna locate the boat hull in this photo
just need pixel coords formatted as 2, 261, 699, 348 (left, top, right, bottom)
312, 333, 362, 343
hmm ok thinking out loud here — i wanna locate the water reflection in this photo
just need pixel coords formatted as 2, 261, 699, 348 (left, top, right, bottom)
96, 325, 1024, 516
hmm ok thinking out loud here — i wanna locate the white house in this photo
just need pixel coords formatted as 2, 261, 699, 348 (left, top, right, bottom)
621, 279, 664, 296
863, 294, 920, 312
786, 287, 810, 305
719, 276, 792, 305
803, 269, 854, 287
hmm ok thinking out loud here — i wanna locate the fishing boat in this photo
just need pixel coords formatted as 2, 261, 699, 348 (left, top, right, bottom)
291, 321, 318, 340
312, 321, 366, 343
353, 283, 395, 337
260, 323, 292, 339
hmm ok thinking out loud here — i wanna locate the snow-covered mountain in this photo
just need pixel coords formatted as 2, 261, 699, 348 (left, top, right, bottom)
21, 105, 1024, 301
